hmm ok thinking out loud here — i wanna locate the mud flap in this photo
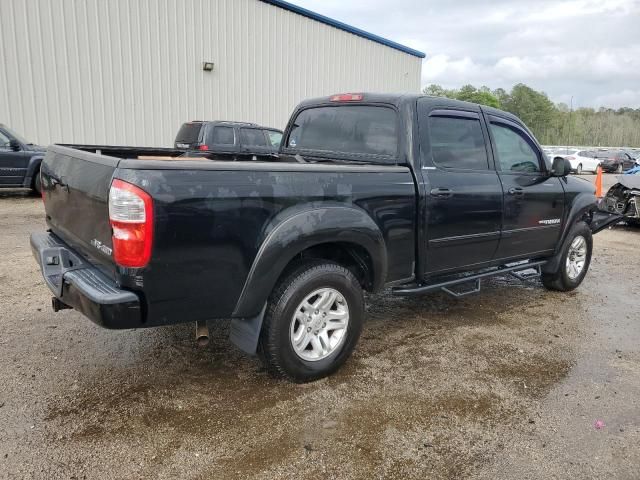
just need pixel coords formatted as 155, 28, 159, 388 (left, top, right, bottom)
229, 305, 267, 356
590, 210, 623, 234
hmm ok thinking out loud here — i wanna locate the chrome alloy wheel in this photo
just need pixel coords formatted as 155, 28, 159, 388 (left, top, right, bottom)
290, 288, 349, 361
566, 235, 587, 280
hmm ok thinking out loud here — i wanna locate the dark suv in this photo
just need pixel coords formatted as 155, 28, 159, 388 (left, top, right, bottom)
174, 121, 283, 160
0, 124, 46, 193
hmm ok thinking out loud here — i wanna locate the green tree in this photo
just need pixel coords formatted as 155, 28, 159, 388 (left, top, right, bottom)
422, 84, 452, 97
455, 84, 500, 108
422, 83, 500, 108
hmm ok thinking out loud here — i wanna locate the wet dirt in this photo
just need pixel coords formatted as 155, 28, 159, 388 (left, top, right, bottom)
0, 182, 638, 479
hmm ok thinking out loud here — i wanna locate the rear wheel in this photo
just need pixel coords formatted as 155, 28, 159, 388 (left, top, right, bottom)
542, 221, 592, 291
576, 164, 582, 175
258, 261, 364, 382
616, 163, 623, 174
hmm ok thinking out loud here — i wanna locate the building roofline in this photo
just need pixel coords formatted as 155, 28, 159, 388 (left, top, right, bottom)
259, 0, 426, 59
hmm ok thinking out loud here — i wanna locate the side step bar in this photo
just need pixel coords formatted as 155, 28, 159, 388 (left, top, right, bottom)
392, 261, 546, 298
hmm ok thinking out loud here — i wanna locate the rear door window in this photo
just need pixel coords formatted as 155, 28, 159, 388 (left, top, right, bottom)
428, 115, 489, 170
286, 105, 398, 161
206, 126, 235, 146
240, 128, 268, 146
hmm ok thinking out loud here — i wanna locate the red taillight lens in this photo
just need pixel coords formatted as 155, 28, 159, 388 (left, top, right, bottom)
198, 144, 209, 151
108, 179, 153, 268
566, 156, 576, 160
329, 93, 364, 102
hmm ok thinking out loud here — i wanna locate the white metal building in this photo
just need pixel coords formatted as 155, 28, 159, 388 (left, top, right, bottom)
0, 0, 424, 147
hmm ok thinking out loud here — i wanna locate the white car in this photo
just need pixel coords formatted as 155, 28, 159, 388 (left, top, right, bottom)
550, 149, 600, 174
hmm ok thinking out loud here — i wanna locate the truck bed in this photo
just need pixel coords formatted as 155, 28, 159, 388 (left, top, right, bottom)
39, 144, 417, 327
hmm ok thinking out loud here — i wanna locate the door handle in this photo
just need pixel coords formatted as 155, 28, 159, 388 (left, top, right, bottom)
430, 188, 453, 198
508, 187, 524, 196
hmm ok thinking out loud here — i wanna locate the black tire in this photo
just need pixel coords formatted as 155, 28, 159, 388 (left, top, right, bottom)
258, 261, 364, 383
627, 218, 640, 227
616, 163, 623, 174
576, 164, 582, 175
542, 221, 592, 292
32, 169, 42, 195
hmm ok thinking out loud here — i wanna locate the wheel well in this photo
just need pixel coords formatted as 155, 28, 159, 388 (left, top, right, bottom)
280, 242, 375, 291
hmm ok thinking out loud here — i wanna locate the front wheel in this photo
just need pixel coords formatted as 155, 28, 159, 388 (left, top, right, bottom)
258, 261, 364, 382
616, 163, 623, 174
32, 169, 42, 195
576, 164, 582, 175
542, 221, 592, 291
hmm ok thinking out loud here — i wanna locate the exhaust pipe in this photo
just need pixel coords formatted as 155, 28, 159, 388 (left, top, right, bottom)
195, 320, 209, 347
51, 297, 72, 312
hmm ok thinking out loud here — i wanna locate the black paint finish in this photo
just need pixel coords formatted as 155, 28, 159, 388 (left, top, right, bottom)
35, 94, 603, 332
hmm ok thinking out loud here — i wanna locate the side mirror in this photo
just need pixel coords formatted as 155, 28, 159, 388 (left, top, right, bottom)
9, 139, 21, 151
551, 157, 572, 177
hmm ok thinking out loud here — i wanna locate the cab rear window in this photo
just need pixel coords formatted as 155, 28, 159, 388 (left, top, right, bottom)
286, 106, 398, 161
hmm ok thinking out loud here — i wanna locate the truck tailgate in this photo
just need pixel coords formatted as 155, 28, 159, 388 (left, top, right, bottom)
41, 145, 118, 278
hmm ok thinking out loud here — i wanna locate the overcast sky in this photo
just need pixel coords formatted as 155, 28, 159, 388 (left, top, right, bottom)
291, 0, 640, 109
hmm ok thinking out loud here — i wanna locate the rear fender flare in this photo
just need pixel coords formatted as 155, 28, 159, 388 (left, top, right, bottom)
232, 204, 387, 318
22, 155, 44, 188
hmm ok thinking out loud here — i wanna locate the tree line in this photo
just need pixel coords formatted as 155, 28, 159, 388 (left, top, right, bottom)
422, 83, 640, 147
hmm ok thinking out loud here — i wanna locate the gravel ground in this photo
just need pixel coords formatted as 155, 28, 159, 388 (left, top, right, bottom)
0, 173, 638, 479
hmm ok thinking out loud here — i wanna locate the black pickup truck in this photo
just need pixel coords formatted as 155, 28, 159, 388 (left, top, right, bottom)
31, 93, 618, 382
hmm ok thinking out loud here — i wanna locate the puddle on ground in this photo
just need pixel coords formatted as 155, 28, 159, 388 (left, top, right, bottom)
40, 275, 579, 479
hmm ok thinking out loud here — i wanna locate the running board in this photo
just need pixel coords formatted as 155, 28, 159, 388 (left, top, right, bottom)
392, 261, 546, 298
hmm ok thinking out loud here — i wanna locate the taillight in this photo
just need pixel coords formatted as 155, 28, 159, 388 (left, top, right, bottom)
198, 144, 209, 151
566, 156, 576, 160
108, 179, 153, 268
329, 93, 364, 102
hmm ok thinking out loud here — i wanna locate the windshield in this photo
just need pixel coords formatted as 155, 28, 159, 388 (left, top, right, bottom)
266, 130, 283, 148
2, 126, 30, 144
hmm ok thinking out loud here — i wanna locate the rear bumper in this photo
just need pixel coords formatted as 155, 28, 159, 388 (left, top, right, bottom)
30, 232, 143, 329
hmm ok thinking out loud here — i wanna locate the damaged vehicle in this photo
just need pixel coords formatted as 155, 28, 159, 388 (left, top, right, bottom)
603, 171, 640, 226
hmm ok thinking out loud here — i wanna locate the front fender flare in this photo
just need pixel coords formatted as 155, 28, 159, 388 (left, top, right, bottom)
542, 192, 597, 274
22, 155, 45, 188
232, 204, 387, 318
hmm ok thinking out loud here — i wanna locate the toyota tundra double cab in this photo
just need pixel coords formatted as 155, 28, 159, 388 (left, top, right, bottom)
31, 93, 618, 382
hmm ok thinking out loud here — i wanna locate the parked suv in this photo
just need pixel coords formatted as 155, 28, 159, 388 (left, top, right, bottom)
0, 124, 46, 193
174, 121, 283, 160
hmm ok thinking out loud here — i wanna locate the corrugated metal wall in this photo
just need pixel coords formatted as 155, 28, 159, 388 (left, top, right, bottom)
0, 0, 422, 147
